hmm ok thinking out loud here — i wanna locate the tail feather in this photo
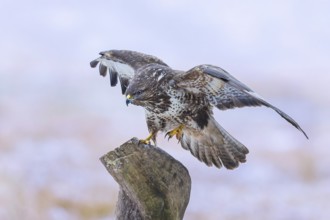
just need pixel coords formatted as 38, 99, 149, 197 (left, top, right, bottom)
208, 146, 223, 168
197, 144, 211, 166
181, 117, 249, 169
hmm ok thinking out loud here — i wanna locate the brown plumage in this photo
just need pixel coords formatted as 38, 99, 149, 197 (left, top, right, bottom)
90, 50, 308, 169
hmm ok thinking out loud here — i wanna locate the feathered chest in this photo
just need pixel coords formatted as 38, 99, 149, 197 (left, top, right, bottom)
147, 89, 208, 120
145, 89, 210, 132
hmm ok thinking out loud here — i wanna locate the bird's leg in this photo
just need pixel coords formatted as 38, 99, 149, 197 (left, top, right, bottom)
165, 124, 184, 142
139, 132, 156, 145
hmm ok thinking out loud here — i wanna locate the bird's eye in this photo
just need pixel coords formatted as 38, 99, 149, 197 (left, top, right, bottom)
136, 90, 143, 95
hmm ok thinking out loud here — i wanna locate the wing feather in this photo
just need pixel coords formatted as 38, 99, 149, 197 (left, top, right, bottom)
119, 77, 130, 94
98, 62, 107, 76
90, 55, 135, 94
90, 50, 168, 94
90, 59, 99, 68
109, 68, 118, 86
176, 64, 308, 139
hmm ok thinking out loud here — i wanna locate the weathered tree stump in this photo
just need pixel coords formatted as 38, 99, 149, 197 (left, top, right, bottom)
100, 137, 191, 220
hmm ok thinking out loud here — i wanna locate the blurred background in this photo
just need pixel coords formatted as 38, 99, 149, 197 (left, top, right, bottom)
0, 0, 329, 219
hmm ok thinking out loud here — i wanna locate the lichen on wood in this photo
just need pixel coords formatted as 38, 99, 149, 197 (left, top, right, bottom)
100, 137, 191, 220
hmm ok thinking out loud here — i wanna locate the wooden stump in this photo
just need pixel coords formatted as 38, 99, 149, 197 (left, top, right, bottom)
100, 137, 191, 220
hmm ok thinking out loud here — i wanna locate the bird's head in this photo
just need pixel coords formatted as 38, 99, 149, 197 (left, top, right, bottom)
125, 65, 172, 107
125, 80, 152, 107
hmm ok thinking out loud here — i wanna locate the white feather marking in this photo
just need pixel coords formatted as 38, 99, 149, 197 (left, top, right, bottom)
185, 87, 200, 93
157, 74, 164, 81
209, 78, 224, 92
102, 59, 135, 78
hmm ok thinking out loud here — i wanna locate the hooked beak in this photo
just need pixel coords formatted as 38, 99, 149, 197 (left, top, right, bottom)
126, 94, 132, 106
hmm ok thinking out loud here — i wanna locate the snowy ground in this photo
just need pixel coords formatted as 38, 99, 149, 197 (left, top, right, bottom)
1, 1, 330, 220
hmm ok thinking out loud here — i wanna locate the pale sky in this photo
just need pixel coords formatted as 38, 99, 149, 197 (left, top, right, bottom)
1, 1, 329, 219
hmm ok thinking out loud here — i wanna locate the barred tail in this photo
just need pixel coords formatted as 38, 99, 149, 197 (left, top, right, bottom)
180, 117, 249, 169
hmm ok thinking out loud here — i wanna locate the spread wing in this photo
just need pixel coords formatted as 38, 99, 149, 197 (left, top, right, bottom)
90, 50, 168, 94
175, 64, 308, 139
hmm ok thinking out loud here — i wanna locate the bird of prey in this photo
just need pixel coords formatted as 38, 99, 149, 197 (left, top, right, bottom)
90, 50, 308, 169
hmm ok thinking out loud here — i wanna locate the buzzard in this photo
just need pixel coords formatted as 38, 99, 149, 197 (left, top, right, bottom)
90, 50, 308, 169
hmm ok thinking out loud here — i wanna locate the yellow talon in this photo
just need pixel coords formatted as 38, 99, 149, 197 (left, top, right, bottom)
165, 124, 184, 142
139, 132, 155, 145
